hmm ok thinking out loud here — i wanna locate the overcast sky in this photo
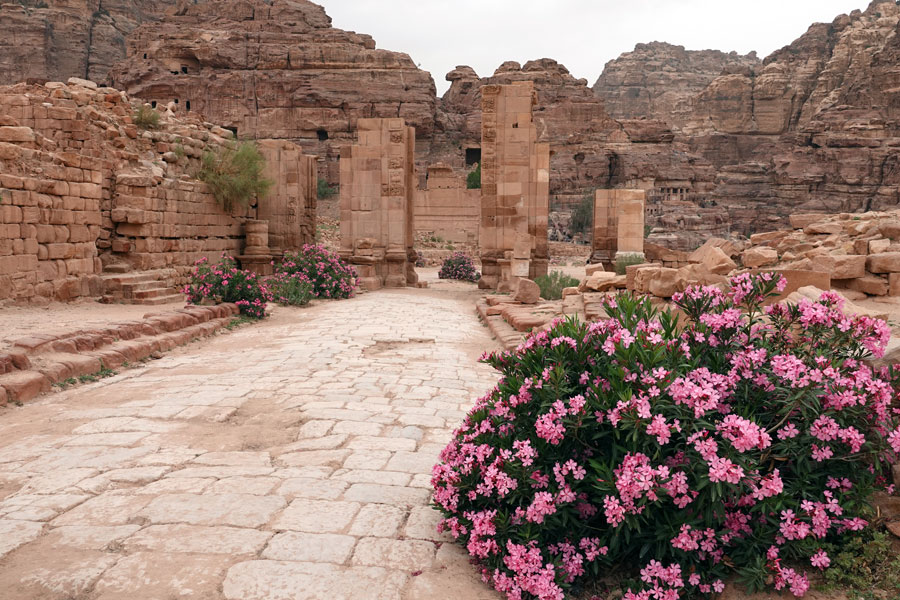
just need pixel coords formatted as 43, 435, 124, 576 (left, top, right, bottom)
320, 0, 873, 95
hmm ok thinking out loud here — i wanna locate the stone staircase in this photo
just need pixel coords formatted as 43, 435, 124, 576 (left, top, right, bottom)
100, 266, 183, 305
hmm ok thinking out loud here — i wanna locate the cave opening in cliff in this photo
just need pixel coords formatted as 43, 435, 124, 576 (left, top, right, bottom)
465, 148, 481, 166
150, 101, 157, 108
317, 129, 329, 141
186, 100, 191, 111
225, 126, 238, 138
181, 66, 188, 74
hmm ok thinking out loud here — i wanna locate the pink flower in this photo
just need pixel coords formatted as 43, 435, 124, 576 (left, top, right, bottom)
810, 550, 830, 569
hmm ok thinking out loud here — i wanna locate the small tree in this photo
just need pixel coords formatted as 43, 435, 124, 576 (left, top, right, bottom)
467, 163, 481, 189
198, 141, 272, 212
317, 177, 338, 199
569, 190, 594, 237
133, 104, 160, 130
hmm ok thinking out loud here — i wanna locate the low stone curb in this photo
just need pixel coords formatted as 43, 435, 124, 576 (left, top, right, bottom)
475, 299, 523, 351
0, 303, 241, 406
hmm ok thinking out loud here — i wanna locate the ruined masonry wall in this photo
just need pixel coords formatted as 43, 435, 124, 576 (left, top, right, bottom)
413, 165, 480, 245
0, 81, 316, 303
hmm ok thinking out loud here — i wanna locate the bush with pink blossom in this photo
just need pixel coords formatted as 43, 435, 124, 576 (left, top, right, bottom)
439, 252, 480, 282
276, 244, 358, 300
432, 273, 900, 600
184, 254, 272, 319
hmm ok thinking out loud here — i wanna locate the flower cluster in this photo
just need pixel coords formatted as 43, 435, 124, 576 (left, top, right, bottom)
183, 254, 272, 319
276, 244, 358, 300
433, 273, 900, 600
439, 252, 480, 282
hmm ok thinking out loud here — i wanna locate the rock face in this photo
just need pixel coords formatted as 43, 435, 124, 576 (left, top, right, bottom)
593, 42, 760, 126
594, 1, 900, 238
0, 0, 183, 84
432, 58, 716, 201
107, 0, 437, 181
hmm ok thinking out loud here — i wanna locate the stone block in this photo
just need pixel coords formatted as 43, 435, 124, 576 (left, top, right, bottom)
741, 246, 778, 269
0, 370, 50, 403
867, 252, 900, 273
847, 275, 889, 296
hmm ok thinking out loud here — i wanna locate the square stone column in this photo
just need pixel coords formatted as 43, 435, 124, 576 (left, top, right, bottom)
339, 118, 418, 291
592, 189, 646, 269
256, 140, 317, 258
478, 82, 550, 291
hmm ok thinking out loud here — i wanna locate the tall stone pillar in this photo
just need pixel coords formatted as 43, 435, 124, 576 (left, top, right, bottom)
478, 82, 550, 291
256, 139, 318, 257
339, 118, 418, 291
591, 189, 646, 269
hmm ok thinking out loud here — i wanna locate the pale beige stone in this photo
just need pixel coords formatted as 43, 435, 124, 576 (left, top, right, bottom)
52, 494, 152, 526
93, 552, 231, 600
348, 504, 406, 537
351, 537, 436, 570
273, 499, 360, 533
343, 483, 431, 506
262, 531, 357, 563
0, 520, 43, 558
223, 560, 408, 600
276, 477, 349, 500
139, 493, 286, 527
124, 524, 272, 554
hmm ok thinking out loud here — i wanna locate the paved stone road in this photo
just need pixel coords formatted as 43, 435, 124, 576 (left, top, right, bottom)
0, 286, 501, 599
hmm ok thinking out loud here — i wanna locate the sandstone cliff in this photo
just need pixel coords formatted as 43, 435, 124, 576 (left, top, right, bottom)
592, 42, 759, 126
107, 0, 438, 180
0, 0, 185, 84
431, 59, 715, 199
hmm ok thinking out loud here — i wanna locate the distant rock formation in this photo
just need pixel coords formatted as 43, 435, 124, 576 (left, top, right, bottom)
593, 42, 759, 126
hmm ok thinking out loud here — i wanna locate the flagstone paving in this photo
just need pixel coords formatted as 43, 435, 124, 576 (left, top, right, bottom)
0, 286, 502, 599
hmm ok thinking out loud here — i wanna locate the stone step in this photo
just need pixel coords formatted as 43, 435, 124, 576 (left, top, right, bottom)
133, 294, 185, 306
132, 287, 177, 300
121, 280, 167, 293
103, 263, 133, 274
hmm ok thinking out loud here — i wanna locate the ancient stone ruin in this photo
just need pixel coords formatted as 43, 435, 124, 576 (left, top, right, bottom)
413, 164, 480, 247
0, 79, 316, 305
339, 118, 418, 291
478, 82, 550, 291
590, 189, 646, 268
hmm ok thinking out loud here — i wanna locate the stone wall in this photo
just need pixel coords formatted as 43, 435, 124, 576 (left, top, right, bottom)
0, 139, 105, 302
339, 118, 418, 291
478, 82, 550, 291
413, 164, 479, 245
0, 80, 316, 304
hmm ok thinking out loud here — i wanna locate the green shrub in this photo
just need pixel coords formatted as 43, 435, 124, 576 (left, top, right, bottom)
534, 271, 580, 300
272, 274, 314, 307
277, 244, 358, 300
439, 252, 479, 282
467, 163, 481, 189
821, 531, 900, 597
198, 142, 272, 212
133, 104, 160, 130
569, 190, 593, 237
433, 273, 900, 600
183, 254, 272, 319
317, 177, 338, 199
615, 252, 645, 275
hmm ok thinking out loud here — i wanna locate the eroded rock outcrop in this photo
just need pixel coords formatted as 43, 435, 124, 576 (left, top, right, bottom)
0, 0, 185, 84
107, 0, 438, 180
593, 42, 759, 126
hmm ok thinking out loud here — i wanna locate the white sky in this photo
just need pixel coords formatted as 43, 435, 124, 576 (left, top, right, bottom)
320, 0, 873, 95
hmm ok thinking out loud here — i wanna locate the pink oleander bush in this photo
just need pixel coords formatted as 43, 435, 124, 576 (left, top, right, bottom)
439, 252, 480, 282
184, 254, 272, 319
276, 244, 358, 300
432, 273, 900, 600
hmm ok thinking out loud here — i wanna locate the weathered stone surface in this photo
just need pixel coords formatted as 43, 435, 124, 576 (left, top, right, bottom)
867, 252, 900, 273
139, 494, 286, 528
593, 42, 760, 126
124, 524, 272, 554
109, 0, 437, 174
273, 499, 360, 533
514, 278, 541, 304
262, 532, 356, 563
741, 247, 779, 269
222, 560, 408, 600
0, 520, 43, 558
